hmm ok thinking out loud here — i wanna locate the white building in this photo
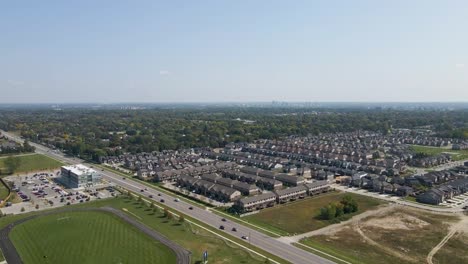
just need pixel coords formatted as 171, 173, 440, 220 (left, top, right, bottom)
60, 164, 102, 188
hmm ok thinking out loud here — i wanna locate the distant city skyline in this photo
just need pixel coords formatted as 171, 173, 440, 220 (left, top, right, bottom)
1, 1, 467, 103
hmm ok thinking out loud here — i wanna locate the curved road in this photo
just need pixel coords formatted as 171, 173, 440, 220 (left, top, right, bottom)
0, 207, 191, 264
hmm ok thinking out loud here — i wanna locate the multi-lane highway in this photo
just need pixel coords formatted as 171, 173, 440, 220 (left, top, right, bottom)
1, 130, 334, 264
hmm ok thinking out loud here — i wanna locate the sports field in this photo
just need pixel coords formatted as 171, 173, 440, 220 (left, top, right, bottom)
9, 211, 176, 264
410, 145, 468, 161
244, 192, 386, 235
0, 154, 63, 175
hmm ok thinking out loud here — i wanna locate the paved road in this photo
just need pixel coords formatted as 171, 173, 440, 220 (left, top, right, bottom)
1, 130, 335, 264
0, 207, 191, 264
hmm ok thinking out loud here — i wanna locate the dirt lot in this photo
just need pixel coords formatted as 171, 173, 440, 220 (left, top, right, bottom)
300, 206, 464, 264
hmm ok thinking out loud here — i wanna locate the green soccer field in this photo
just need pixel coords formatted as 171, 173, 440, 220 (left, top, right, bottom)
9, 211, 176, 264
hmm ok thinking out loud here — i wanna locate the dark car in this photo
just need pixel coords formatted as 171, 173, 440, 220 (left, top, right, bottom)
221, 218, 227, 222
188, 206, 193, 210
149, 195, 154, 198
157, 193, 161, 196
122, 177, 126, 180
140, 189, 144, 192
219, 225, 225, 230
160, 199, 165, 203
231, 227, 237, 232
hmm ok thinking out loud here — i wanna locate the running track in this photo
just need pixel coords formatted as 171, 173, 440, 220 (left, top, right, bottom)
0, 207, 191, 264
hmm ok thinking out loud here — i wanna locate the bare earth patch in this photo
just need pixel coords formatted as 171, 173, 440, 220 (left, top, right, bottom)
363, 212, 430, 230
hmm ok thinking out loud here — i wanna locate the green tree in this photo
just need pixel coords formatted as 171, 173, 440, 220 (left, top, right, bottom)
166, 211, 173, 220
335, 202, 344, 218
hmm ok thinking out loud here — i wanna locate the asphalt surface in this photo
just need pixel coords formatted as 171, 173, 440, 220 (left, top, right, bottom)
0, 207, 191, 264
1, 130, 335, 264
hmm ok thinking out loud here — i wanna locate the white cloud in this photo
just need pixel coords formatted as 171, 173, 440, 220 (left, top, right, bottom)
159, 70, 170, 75
455, 63, 465, 68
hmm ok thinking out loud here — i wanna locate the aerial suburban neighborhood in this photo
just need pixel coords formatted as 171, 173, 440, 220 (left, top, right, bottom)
1, 1, 468, 264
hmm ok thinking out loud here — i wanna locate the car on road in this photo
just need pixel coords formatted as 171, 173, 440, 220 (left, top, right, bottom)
140, 189, 144, 192
174, 198, 180, 202
241, 236, 249, 240
219, 225, 224, 230
231, 227, 237, 232
122, 177, 126, 180
221, 218, 226, 222
148, 195, 154, 198
160, 199, 165, 203
188, 206, 193, 210
157, 193, 161, 196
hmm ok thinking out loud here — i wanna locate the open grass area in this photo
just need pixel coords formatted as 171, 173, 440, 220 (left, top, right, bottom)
0, 196, 286, 264
433, 233, 468, 264
244, 191, 386, 235
0, 154, 63, 175
299, 207, 460, 264
0, 181, 9, 201
10, 211, 176, 264
410, 145, 468, 161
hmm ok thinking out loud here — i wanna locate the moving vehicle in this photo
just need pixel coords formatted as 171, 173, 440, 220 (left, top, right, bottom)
219, 225, 224, 230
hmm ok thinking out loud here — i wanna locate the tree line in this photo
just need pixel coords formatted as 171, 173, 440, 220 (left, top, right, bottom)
0, 107, 466, 162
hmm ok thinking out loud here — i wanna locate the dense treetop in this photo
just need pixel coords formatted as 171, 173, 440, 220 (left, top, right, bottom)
0, 107, 467, 161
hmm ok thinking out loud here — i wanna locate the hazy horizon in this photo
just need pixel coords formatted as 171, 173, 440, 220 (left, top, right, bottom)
1, 1, 467, 103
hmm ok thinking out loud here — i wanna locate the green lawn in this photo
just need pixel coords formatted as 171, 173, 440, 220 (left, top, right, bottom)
244, 192, 386, 235
10, 211, 176, 264
410, 145, 468, 161
0, 181, 9, 200
0, 154, 63, 175
0, 196, 285, 264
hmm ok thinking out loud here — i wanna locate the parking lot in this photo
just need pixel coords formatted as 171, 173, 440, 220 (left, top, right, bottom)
1, 170, 118, 215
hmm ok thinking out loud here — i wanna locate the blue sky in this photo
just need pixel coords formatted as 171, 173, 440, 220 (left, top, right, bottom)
1, 1, 467, 103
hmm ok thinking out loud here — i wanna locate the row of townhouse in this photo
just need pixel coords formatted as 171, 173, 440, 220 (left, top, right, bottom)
198, 173, 260, 195
417, 178, 468, 205
141, 162, 237, 182
178, 175, 242, 202
238, 166, 305, 186
235, 181, 330, 212
223, 170, 283, 190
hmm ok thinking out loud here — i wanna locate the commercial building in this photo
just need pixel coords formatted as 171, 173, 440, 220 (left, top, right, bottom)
60, 164, 102, 188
